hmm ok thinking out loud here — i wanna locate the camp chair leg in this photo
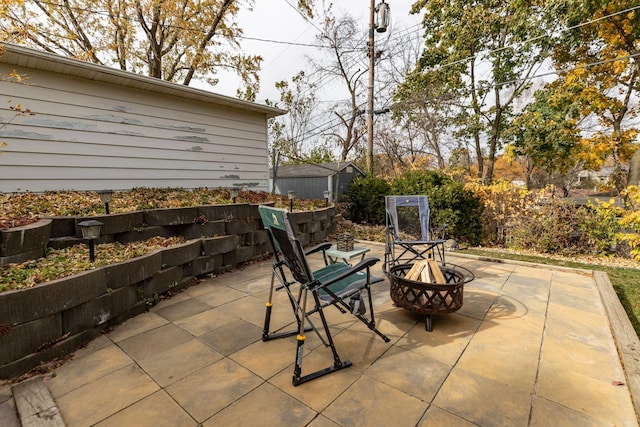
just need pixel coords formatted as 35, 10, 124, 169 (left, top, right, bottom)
292, 290, 353, 386
362, 291, 391, 342
263, 268, 312, 342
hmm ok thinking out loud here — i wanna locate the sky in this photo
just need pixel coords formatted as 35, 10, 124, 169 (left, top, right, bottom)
206, 0, 423, 104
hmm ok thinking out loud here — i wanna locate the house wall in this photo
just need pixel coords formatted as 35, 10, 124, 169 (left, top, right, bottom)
0, 65, 270, 193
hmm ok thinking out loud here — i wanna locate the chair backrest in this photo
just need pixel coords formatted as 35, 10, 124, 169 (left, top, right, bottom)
385, 195, 431, 242
258, 205, 314, 285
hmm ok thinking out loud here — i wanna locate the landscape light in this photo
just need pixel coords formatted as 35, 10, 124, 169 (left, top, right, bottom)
288, 190, 296, 212
323, 190, 330, 207
229, 188, 239, 203
78, 220, 103, 262
97, 190, 113, 214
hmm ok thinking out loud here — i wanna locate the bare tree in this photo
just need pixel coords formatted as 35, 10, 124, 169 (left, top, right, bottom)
308, 10, 369, 161
1, 0, 315, 97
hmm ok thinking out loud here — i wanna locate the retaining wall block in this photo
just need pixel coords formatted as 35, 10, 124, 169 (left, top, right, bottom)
115, 226, 176, 243
255, 242, 271, 257
0, 247, 48, 268
161, 239, 201, 268
0, 314, 62, 366
321, 217, 333, 230
311, 229, 329, 243
201, 235, 239, 256
62, 285, 138, 335
289, 211, 313, 226
191, 254, 224, 276
144, 266, 184, 297
0, 219, 51, 257
144, 207, 199, 226
312, 208, 331, 221
172, 276, 196, 293
243, 230, 269, 246
75, 212, 144, 237
48, 236, 85, 250
225, 218, 260, 235
0, 268, 107, 326
176, 221, 226, 239
297, 232, 310, 247
104, 251, 162, 289
197, 204, 255, 221
0, 329, 99, 380
307, 220, 323, 233
43, 217, 76, 238
223, 246, 255, 266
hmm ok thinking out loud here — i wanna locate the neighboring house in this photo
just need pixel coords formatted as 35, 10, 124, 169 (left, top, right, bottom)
270, 161, 365, 200
0, 44, 284, 193
577, 166, 616, 187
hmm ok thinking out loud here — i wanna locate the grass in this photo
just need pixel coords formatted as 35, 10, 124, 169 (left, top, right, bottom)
462, 247, 640, 337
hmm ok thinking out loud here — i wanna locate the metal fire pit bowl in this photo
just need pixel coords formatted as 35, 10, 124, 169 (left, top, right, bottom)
387, 262, 474, 332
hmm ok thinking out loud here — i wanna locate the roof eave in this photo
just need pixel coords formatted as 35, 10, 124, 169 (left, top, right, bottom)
0, 43, 287, 118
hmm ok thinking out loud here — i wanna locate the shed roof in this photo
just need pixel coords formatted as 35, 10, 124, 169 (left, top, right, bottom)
0, 44, 286, 118
272, 162, 364, 178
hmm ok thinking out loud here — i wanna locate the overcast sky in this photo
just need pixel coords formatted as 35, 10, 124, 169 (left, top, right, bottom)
207, 0, 423, 103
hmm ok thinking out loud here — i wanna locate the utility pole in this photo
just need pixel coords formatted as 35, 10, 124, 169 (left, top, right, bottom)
366, 0, 375, 176
366, 0, 389, 176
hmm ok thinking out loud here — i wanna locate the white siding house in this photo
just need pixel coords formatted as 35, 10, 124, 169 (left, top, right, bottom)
0, 44, 284, 193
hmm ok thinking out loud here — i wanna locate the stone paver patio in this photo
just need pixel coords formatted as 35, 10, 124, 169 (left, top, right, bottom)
5, 243, 639, 426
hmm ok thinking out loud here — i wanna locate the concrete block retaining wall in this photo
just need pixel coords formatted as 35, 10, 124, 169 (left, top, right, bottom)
0, 204, 336, 379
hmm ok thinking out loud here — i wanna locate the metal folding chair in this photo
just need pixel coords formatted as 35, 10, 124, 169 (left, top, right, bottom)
258, 205, 390, 386
384, 195, 446, 271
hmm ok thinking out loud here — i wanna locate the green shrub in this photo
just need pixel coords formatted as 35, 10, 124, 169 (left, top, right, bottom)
390, 170, 482, 245
577, 199, 621, 255
508, 196, 581, 254
465, 181, 532, 244
344, 176, 391, 225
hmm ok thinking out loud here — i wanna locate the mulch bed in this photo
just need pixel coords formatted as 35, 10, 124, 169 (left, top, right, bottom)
0, 217, 39, 230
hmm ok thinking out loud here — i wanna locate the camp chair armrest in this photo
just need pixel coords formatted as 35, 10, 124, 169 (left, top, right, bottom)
318, 257, 380, 288
305, 242, 332, 256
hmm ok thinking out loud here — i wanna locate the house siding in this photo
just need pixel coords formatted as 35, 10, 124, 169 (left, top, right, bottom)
0, 49, 279, 193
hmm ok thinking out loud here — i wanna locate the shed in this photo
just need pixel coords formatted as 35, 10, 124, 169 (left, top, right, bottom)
0, 44, 285, 193
270, 161, 365, 200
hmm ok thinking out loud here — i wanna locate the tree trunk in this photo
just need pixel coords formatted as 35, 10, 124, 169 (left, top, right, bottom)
628, 148, 640, 186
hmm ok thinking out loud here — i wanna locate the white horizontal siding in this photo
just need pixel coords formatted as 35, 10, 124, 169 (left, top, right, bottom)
0, 62, 273, 193
0, 178, 267, 193
0, 139, 266, 164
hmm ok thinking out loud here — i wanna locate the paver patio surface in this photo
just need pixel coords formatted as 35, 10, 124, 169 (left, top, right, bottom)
9, 244, 639, 426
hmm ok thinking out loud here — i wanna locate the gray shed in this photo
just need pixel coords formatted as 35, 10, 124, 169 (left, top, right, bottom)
270, 161, 365, 200
0, 44, 285, 193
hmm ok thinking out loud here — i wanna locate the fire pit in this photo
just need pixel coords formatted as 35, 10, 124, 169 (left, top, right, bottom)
387, 262, 474, 331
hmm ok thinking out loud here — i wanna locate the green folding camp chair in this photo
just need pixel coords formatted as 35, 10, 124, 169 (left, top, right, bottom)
258, 205, 390, 386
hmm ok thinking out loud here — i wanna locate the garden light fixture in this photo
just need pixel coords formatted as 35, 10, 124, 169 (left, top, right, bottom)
288, 190, 296, 212
229, 187, 239, 203
78, 220, 103, 262
97, 190, 113, 214
324, 190, 330, 207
